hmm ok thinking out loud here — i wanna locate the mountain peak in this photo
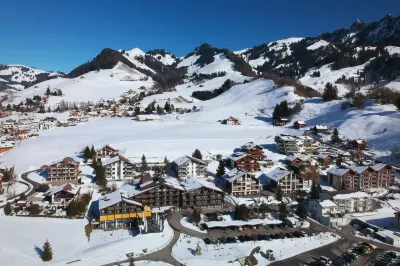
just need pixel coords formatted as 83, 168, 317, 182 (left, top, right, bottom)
350, 18, 367, 31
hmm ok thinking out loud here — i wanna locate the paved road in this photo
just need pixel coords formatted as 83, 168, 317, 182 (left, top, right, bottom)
20, 170, 40, 197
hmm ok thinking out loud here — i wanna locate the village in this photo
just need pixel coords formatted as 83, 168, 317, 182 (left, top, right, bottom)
1, 110, 400, 265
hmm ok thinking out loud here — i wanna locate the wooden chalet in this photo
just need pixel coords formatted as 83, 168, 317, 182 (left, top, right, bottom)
227, 152, 260, 172
44, 183, 81, 204
350, 139, 367, 150
241, 142, 265, 160
226, 116, 241, 125
293, 120, 306, 129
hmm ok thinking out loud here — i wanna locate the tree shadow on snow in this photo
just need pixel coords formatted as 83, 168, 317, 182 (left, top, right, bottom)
34, 245, 43, 258
187, 248, 196, 255
254, 116, 272, 124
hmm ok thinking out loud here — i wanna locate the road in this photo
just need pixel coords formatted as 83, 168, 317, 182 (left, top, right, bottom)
20, 169, 40, 197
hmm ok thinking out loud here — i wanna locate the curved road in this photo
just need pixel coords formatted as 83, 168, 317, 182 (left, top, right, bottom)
20, 169, 40, 197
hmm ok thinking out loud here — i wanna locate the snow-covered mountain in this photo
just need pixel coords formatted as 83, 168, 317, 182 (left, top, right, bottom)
0, 64, 63, 91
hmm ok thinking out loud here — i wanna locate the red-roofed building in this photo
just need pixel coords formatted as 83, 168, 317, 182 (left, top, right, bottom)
226, 116, 241, 126
43, 157, 80, 181
96, 145, 120, 158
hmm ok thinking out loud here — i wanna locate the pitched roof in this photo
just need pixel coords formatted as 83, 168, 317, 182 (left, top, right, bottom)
180, 178, 223, 193
294, 120, 306, 125
227, 116, 239, 121
221, 168, 246, 183
319, 200, 337, 208
333, 191, 370, 200
98, 191, 142, 210
227, 152, 256, 162
265, 168, 291, 182
45, 183, 80, 197
371, 163, 388, 171
327, 166, 349, 177
315, 125, 328, 130
98, 144, 119, 152
241, 142, 263, 150
102, 155, 134, 166
173, 155, 206, 166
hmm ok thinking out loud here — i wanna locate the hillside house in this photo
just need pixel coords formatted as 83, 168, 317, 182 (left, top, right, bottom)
371, 163, 396, 188
264, 168, 303, 194
103, 155, 136, 180
241, 142, 265, 160
172, 155, 207, 180
44, 183, 81, 204
219, 168, 261, 196
350, 139, 367, 150
226, 116, 241, 125
317, 154, 334, 167
293, 120, 306, 129
313, 125, 328, 133
96, 145, 120, 159
43, 157, 80, 181
227, 152, 260, 172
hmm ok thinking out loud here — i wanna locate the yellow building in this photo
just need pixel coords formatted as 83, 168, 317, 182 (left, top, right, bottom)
98, 191, 151, 229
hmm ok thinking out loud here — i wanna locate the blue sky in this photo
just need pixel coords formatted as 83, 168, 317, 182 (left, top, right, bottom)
1, 0, 398, 73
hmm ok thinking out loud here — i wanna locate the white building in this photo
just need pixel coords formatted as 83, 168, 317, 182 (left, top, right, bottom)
311, 199, 348, 228
172, 155, 207, 180
275, 134, 317, 155
102, 155, 136, 180
332, 192, 373, 214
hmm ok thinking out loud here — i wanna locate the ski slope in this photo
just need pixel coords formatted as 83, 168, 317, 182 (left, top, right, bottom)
5, 62, 154, 108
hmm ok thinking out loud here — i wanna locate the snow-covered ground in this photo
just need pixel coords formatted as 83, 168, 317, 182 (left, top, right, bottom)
0, 216, 174, 266
180, 217, 206, 234
122, 261, 172, 266
307, 40, 330, 50
172, 232, 340, 266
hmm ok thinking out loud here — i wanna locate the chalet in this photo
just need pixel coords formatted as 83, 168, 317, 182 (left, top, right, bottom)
44, 183, 81, 204
98, 191, 151, 230
371, 163, 396, 188
350, 165, 378, 190
43, 157, 80, 181
172, 155, 207, 180
226, 116, 241, 125
102, 155, 136, 180
96, 145, 120, 159
317, 154, 334, 167
293, 121, 306, 129
273, 117, 289, 126
264, 168, 303, 194
219, 168, 261, 196
241, 142, 265, 160
227, 152, 260, 172
313, 125, 328, 133
136, 115, 162, 122
350, 139, 367, 150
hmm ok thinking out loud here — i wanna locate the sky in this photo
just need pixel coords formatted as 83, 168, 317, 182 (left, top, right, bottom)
1, 0, 399, 73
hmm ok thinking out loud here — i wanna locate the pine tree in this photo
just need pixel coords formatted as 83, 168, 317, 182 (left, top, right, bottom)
296, 202, 307, 219
163, 156, 170, 172
322, 82, 338, 102
140, 154, 149, 173
192, 149, 202, 160
47, 106, 51, 113
278, 202, 288, 221
395, 96, 400, 111
66, 200, 78, 217
45, 87, 50, 96
134, 106, 140, 116
310, 181, 319, 199
331, 128, 340, 143
216, 160, 226, 177
4, 202, 12, 215
276, 186, 283, 201
90, 145, 95, 158
42, 239, 53, 261
164, 102, 171, 113
83, 146, 91, 161
95, 164, 107, 187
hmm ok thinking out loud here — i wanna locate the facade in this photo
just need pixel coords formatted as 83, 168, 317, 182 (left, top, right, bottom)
98, 191, 151, 230
328, 167, 358, 190
332, 192, 373, 214
219, 168, 261, 196
226, 116, 241, 125
227, 153, 260, 172
44, 183, 81, 204
372, 163, 396, 188
265, 168, 303, 194
311, 200, 347, 228
180, 178, 224, 209
130, 178, 224, 210
317, 154, 334, 168
275, 135, 316, 155
96, 145, 120, 158
44, 157, 79, 181
103, 155, 136, 180
351, 165, 378, 190
172, 155, 207, 180
351, 139, 367, 150
293, 121, 306, 129
241, 142, 265, 160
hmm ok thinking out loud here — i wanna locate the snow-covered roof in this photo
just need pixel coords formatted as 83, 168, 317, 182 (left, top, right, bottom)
314, 125, 328, 130
173, 155, 206, 166
45, 183, 80, 197
180, 178, 223, 193
333, 192, 370, 200
265, 168, 291, 182
241, 142, 262, 150
319, 200, 337, 208
98, 191, 142, 210
137, 114, 162, 121
327, 166, 349, 177
353, 139, 366, 144
294, 120, 306, 125
227, 152, 252, 162
371, 163, 388, 171
205, 218, 266, 228
221, 168, 246, 183
317, 153, 331, 160
349, 165, 370, 174
102, 156, 121, 166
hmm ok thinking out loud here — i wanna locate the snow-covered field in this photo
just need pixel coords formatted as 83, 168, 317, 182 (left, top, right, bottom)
0, 216, 173, 266
180, 217, 206, 234
172, 232, 340, 266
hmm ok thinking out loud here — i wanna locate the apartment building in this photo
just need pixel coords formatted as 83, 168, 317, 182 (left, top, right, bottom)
311, 200, 347, 228
227, 152, 260, 172
372, 163, 396, 188
172, 155, 207, 180
219, 168, 261, 196
43, 157, 80, 181
44, 183, 81, 204
102, 155, 136, 180
332, 192, 373, 214
275, 134, 316, 155
98, 191, 151, 230
264, 168, 303, 194
180, 178, 224, 209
